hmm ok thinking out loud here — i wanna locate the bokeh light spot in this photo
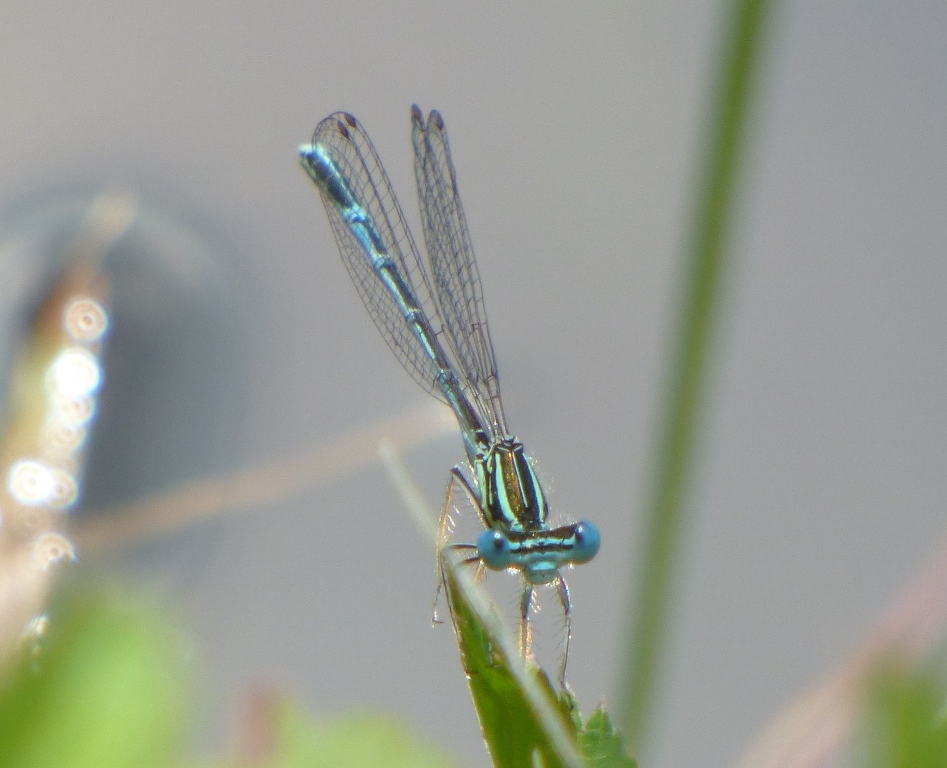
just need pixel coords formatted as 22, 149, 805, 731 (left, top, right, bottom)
49, 348, 101, 399
8, 460, 54, 505
63, 297, 108, 341
32, 532, 77, 570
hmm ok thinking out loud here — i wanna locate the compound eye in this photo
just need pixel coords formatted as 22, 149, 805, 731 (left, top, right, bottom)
571, 521, 601, 564
477, 528, 513, 570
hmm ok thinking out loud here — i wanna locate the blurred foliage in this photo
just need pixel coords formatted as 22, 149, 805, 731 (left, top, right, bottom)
0, 581, 637, 768
855, 657, 947, 768
0, 587, 185, 768
200, 703, 461, 768
0, 587, 461, 768
5, 582, 947, 767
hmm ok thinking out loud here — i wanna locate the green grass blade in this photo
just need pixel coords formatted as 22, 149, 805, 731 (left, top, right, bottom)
619, 0, 775, 750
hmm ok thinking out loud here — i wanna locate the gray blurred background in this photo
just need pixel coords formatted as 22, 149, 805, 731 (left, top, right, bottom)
1, 2, 945, 767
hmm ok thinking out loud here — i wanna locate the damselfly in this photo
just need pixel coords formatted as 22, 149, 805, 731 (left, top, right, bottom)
299, 106, 600, 684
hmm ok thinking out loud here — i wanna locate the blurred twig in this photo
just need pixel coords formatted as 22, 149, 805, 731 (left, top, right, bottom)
72, 402, 454, 553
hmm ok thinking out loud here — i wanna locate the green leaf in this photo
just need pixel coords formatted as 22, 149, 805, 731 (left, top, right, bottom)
577, 707, 636, 768
441, 559, 585, 768
0, 587, 186, 768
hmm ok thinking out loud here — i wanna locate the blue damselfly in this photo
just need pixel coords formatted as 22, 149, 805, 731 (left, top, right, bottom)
299, 106, 599, 684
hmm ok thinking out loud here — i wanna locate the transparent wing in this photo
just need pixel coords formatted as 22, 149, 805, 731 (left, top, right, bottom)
308, 112, 447, 401
411, 106, 507, 436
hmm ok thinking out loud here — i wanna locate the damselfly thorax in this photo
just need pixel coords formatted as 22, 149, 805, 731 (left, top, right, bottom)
477, 438, 547, 531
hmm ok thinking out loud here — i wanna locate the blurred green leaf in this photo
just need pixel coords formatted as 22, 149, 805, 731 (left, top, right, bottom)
857, 658, 947, 768
223, 702, 460, 768
0, 587, 186, 768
